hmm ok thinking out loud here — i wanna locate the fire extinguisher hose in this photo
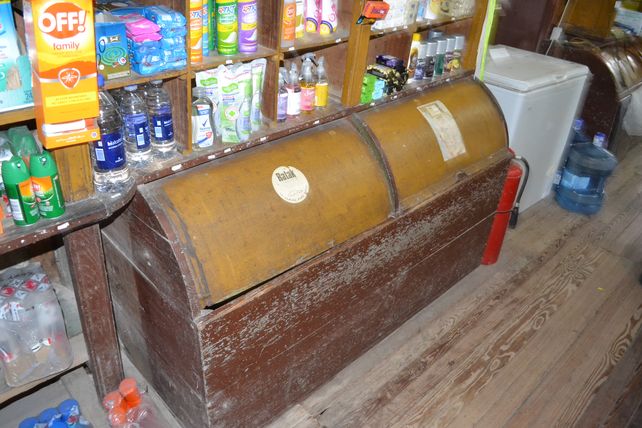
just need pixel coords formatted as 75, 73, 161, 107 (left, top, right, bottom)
509, 155, 530, 229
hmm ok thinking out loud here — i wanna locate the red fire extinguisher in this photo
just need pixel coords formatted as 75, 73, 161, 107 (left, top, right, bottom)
481, 154, 529, 265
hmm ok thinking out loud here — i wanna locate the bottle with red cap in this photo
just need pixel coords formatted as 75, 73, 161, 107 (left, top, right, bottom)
104, 378, 165, 427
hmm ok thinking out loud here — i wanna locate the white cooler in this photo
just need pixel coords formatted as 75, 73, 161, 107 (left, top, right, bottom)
484, 45, 590, 211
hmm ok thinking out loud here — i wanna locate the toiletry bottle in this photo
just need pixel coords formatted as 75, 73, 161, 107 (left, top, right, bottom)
444, 36, 456, 73
238, 0, 258, 53
434, 37, 447, 77
414, 42, 428, 80
295, 0, 305, 38
278, 68, 288, 122
192, 87, 215, 149
286, 63, 301, 117
216, 0, 239, 55
425, 40, 437, 79
315, 56, 328, 108
300, 58, 316, 112
451, 34, 465, 74
407, 33, 421, 80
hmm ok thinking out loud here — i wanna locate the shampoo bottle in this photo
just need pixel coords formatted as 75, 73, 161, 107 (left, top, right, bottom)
300, 58, 316, 112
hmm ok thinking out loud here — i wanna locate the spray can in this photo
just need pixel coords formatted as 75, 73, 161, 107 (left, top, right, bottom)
1, 156, 39, 226
29, 151, 65, 219
208, 0, 216, 52
238, 0, 258, 53
216, 0, 239, 55
202, 0, 209, 57
190, 0, 203, 63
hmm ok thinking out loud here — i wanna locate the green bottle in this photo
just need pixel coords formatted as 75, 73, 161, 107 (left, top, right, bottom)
29, 151, 65, 219
1, 156, 39, 226
7, 126, 39, 163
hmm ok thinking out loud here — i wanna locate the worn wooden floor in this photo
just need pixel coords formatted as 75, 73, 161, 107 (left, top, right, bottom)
270, 141, 642, 428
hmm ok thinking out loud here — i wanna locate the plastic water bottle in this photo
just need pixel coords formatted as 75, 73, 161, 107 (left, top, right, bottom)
146, 80, 176, 155
91, 91, 130, 192
593, 132, 608, 149
120, 85, 152, 164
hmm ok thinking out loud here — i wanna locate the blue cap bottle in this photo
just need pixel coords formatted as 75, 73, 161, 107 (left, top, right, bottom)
18, 417, 38, 428
38, 408, 60, 425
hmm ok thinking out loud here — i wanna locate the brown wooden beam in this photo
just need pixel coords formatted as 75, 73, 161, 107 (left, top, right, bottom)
64, 224, 123, 397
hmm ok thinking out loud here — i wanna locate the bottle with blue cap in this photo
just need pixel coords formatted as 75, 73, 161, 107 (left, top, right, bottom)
18, 417, 38, 428
37, 407, 61, 426
59, 399, 93, 427
120, 84, 152, 164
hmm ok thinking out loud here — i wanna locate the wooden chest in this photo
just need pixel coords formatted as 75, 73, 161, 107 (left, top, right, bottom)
102, 79, 510, 427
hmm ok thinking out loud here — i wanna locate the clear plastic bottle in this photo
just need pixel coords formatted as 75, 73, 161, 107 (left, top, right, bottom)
286, 63, 301, 117
277, 69, 288, 122
191, 87, 215, 150
120, 85, 152, 164
315, 57, 328, 108
300, 58, 316, 112
91, 91, 131, 193
146, 80, 176, 155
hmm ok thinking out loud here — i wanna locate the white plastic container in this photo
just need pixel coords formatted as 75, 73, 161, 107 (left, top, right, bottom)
483, 45, 590, 211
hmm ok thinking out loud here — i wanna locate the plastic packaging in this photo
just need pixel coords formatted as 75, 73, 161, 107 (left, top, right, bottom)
120, 85, 152, 164
277, 69, 288, 122
92, 91, 130, 193
192, 87, 216, 149
59, 399, 94, 427
7, 126, 39, 165
251, 59, 266, 131
146, 80, 176, 154
0, 262, 72, 387
238, 0, 258, 53
217, 63, 251, 143
105, 378, 165, 428
216, 0, 239, 55
29, 151, 65, 219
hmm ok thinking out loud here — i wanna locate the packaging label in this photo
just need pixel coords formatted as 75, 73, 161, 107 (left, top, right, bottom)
301, 87, 315, 111
282, 3, 296, 41
216, 2, 238, 54
286, 88, 300, 115
417, 100, 466, 161
561, 170, 590, 191
152, 107, 174, 141
272, 166, 309, 204
94, 131, 126, 169
123, 113, 151, 149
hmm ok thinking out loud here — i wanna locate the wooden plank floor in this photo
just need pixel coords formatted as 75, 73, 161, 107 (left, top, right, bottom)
270, 140, 642, 428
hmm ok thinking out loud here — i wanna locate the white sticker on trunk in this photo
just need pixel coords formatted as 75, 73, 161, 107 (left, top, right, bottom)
417, 101, 466, 161
272, 166, 309, 204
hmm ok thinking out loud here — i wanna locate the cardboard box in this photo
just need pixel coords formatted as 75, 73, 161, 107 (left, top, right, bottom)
95, 12, 131, 80
23, 0, 100, 148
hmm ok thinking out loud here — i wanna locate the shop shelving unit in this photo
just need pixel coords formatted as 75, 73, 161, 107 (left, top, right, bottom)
0, 0, 490, 405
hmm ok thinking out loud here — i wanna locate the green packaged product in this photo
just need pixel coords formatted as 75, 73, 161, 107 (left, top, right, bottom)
1, 155, 39, 226
29, 150, 65, 219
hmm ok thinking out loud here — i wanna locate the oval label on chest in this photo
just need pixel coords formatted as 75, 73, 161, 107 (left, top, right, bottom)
272, 166, 309, 204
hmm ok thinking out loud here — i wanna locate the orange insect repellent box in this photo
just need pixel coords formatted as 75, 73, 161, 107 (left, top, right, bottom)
23, 0, 100, 149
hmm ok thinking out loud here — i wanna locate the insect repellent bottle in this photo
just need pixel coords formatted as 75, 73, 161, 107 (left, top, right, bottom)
286, 63, 301, 117
1, 156, 39, 226
29, 151, 65, 219
300, 58, 316, 112
315, 56, 328, 108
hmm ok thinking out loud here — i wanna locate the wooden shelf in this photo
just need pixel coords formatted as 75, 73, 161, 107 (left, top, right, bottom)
416, 14, 475, 31
0, 106, 35, 127
102, 69, 187, 90
370, 24, 414, 38
281, 29, 350, 55
191, 46, 278, 73
0, 183, 135, 256
0, 334, 88, 405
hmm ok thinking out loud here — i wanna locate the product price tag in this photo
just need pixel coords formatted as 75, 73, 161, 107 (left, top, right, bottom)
417, 100, 466, 161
